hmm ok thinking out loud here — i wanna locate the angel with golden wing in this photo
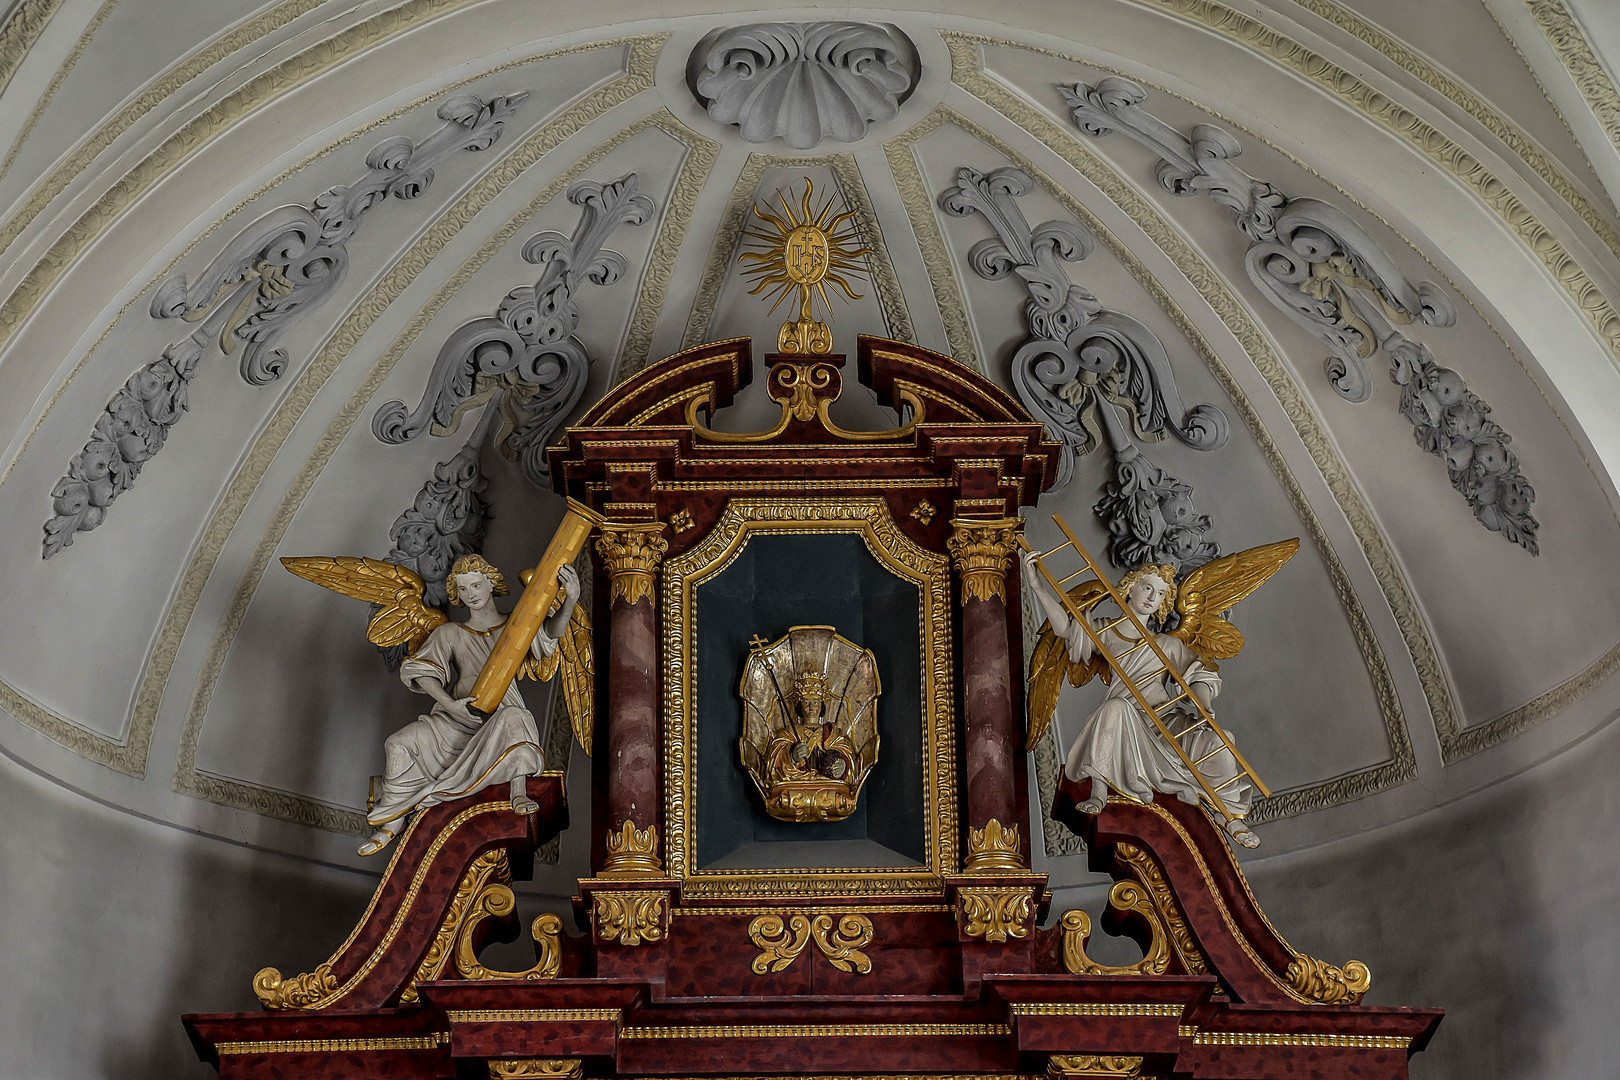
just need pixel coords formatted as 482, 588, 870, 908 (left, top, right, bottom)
282, 553, 593, 856
1019, 539, 1297, 848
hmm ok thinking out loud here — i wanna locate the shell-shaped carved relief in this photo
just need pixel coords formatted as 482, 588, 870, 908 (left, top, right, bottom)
739, 625, 881, 821
690, 23, 918, 149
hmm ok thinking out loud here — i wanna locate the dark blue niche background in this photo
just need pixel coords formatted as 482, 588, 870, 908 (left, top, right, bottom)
693, 532, 926, 870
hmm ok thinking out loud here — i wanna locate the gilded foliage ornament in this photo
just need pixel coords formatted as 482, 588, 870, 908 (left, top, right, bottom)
593, 890, 669, 946
748, 913, 875, 974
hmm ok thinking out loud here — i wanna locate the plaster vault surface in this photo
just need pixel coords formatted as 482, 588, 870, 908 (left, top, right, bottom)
0, 2, 1618, 1078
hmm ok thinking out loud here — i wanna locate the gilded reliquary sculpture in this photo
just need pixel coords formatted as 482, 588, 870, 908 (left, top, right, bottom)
739, 625, 881, 822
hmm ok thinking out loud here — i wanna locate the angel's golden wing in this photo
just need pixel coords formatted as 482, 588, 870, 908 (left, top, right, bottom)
1026, 579, 1111, 750
517, 592, 595, 756
1169, 538, 1300, 662
280, 555, 448, 653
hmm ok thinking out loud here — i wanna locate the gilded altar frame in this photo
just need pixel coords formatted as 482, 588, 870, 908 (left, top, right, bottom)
661, 497, 956, 896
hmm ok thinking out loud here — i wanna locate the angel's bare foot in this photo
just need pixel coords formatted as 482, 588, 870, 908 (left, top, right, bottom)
358, 821, 402, 856
1225, 817, 1260, 848
1077, 781, 1109, 814
510, 776, 540, 816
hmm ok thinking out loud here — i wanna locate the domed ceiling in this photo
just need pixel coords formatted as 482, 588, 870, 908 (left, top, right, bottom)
1, 0, 1619, 885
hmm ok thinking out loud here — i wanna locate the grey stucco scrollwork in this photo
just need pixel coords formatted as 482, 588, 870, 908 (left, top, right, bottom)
370, 173, 653, 487
1063, 78, 1538, 554
939, 165, 1228, 570
690, 22, 917, 149
42, 92, 528, 558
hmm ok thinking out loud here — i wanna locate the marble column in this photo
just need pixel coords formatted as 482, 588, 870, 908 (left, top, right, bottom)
947, 517, 1025, 872
595, 521, 669, 875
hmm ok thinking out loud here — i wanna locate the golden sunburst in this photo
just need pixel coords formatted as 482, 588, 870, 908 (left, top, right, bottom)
738, 178, 872, 354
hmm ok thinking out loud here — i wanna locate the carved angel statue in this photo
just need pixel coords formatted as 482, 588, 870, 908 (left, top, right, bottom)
1020, 539, 1297, 848
282, 553, 592, 856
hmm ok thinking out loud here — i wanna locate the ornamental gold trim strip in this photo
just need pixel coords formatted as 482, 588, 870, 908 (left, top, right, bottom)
679, 152, 914, 353
673, 904, 950, 915
1010, 1003, 1183, 1016
1122, 0, 1620, 369
0, 0, 324, 258
0, 38, 660, 776
1527, 0, 1620, 166
678, 874, 946, 899
935, 67, 1415, 818
0, 0, 122, 184
619, 1023, 1011, 1039
448, 1008, 622, 1023
883, 110, 979, 371
1288, 0, 1620, 246
167, 89, 673, 821
216, 1033, 450, 1055
1191, 1031, 1410, 1048
0, 0, 70, 102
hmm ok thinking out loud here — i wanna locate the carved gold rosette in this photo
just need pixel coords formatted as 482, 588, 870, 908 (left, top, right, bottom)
957, 885, 1035, 943
595, 522, 669, 606
593, 889, 669, 946
748, 913, 875, 974
964, 818, 1024, 872
602, 821, 661, 875
946, 517, 1022, 604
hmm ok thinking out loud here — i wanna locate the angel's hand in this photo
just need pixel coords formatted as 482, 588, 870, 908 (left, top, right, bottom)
450, 696, 482, 723
558, 564, 581, 603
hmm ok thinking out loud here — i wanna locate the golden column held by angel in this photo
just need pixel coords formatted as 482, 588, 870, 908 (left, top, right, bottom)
282, 553, 593, 856
1019, 539, 1297, 849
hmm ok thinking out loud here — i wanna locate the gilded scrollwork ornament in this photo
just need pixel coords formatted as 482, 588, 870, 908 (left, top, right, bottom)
403, 848, 511, 1002
1059, 883, 1171, 976
251, 963, 338, 1010
748, 913, 875, 974
453, 881, 564, 981
1047, 1054, 1144, 1078
593, 890, 669, 946
957, 885, 1035, 943
1285, 953, 1372, 1005
488, 1060, 584, 1079
595, 522, 669, 606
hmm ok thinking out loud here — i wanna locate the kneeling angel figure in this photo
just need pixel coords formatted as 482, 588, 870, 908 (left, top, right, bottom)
282, 552, 593, 856
1019, 540, 1296, 848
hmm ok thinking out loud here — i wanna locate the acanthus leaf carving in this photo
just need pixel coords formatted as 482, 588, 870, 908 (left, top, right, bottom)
939, 165, 1227, 571
371, 174, 653, 486
42, 92, 527, 558
1064, 78, 1538, 554
691, 22, 918, 149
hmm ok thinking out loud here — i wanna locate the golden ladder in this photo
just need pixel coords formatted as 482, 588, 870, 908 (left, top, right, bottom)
1018, 513, 1270, 822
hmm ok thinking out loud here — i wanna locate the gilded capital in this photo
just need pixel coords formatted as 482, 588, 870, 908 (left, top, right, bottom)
946, 517, 1022, 605
601, 820, 661, 875
595, 521, 669, 606
964, 818, 1024, 872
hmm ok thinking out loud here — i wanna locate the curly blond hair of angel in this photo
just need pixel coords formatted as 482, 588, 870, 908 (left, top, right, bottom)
1117, 562, 1178, 623
445, 554, 508, 605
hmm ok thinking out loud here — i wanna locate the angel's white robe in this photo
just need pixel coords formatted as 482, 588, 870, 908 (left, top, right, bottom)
367, 620, 555, 828
1050, 609, 1255, 818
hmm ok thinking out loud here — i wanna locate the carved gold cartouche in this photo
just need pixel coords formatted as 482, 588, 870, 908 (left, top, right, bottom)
739, 626, 881, 822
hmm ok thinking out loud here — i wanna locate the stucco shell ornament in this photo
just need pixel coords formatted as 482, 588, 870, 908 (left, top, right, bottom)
690, 22, 919, 149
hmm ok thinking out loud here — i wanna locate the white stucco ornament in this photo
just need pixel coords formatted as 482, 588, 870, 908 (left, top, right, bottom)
691, 22, 918, 149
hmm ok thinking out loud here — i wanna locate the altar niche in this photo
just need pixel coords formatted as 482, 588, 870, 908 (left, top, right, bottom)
662, 497, 955, 890
694, 531, 923, 869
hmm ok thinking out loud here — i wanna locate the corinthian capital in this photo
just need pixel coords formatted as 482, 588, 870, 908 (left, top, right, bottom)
946, 518, 1023, 605
595, 521, 669, 606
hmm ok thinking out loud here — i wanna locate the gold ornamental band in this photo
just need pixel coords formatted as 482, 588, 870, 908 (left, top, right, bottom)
1009, 1003, 1184, 1017
447, 1008, 622, 1023
619, 1023, 1012, 1039
216, 1033, 449, 1055
673, 904, 951, 916
1191, 1031, 1412, 1049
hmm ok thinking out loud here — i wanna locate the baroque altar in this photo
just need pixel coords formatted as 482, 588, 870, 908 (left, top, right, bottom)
183, 334, 1441, 1080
